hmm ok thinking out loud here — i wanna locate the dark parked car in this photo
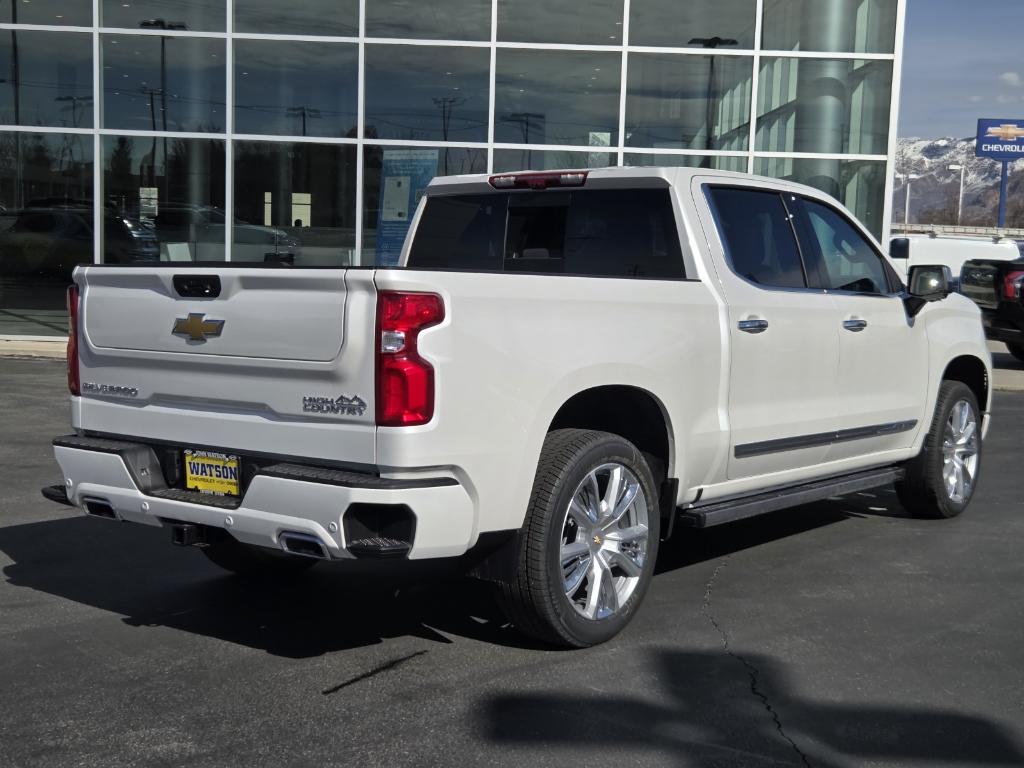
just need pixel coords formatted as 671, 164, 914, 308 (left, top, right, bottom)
960, 252, 1024, 362
0, 205, 159, 278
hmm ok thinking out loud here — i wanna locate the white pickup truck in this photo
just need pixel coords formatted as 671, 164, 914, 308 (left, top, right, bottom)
44, 167, 992, 647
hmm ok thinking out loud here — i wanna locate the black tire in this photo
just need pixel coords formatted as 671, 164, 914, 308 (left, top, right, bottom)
896, 380, 982, 519
499, 429, 661, 648
201, 534, 318, 578
1007, 343, 1024, 364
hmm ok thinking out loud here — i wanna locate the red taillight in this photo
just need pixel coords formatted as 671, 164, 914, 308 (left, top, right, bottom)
1003, 270, 1024, 301
66, 284, 80, 396
488, 171, 588, 190
376, 291, 444, 427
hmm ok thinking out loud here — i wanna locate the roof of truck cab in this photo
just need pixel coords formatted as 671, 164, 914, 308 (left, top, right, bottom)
425, 166, 823, 198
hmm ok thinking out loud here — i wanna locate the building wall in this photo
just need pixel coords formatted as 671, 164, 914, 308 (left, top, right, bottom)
0, 0, 904, 336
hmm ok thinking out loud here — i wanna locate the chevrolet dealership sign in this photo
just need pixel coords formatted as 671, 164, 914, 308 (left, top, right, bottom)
976, 118, 1024, 159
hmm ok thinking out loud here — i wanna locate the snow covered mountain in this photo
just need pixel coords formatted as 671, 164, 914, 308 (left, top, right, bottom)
895, 137, 1024, 226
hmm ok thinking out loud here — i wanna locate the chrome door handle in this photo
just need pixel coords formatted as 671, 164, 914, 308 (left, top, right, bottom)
843, 318, 868, 332
737, 319, 769, 334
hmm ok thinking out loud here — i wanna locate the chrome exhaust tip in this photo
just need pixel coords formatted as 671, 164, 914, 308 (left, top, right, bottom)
279, 531, 329, 560
83, 498, 119, 520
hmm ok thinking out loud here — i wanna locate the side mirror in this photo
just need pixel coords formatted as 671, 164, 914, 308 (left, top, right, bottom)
889, 237, 910, 260
904, 264, 953, 317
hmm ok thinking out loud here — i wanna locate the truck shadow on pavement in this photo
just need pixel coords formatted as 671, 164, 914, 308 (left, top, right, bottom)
479, 646, 1024, 767
0, 488, 912, 659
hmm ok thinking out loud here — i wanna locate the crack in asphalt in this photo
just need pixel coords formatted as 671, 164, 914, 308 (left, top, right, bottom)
322, 650, 428, 696
702, 559, 813, 768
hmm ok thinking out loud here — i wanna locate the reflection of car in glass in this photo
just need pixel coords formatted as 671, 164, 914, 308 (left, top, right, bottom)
0, 204, 159, 277
151, 205, 300, 263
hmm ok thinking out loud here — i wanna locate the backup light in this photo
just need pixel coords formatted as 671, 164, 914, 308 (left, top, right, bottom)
488, 171, 589, 190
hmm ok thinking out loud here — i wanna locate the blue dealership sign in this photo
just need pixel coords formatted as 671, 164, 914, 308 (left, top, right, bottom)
374, 149, 439, 266
976, 118, 1024, 160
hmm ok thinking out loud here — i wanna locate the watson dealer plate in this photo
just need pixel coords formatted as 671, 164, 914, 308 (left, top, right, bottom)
184, 450, 240, 496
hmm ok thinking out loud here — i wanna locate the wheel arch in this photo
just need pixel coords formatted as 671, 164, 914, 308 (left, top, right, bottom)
942, 355, 989, 412
547, 385, 675, 482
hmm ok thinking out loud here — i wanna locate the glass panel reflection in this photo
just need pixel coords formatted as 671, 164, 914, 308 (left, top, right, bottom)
366, 0, 491, 40
101, 0, 225, 33
0, 31, 93, 128
234, 0, 358, 36
498, 0, 624, 45
762, 0, 898, 54
235, 41, 357, 138
625, 153, 747, 172
0, 131, 93, 336
492, 148, 617, 172
626, 53, 752, 151
629, 0, 756, 49
102, 34, 226, 133
495, 49, 620, 147
756, 57, 892, 156
103, 136, 225, 262
363, 145, 486, 265
3, 1, 91, 26
234, 141, 357, 266
364, 45, 489, 142
754, 156, 887, 239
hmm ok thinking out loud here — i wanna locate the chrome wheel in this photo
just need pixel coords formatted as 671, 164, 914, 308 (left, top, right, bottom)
559, 462, 649, 621
942, 399, 979, 504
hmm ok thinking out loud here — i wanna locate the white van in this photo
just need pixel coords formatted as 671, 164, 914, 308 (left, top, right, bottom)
889, 234, 1021, 283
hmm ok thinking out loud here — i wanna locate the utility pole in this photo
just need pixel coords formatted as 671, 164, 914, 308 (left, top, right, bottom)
433, 96, 465, 175
286, 106, 322, 137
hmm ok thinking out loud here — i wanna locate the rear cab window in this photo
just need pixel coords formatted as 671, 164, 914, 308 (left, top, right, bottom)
407, 188, 687, 279
705, 187, 807, 289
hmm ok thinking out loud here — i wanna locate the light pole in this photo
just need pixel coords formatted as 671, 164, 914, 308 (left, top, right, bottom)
139, 19, 187, 197
948, 163, 966, 225
688, 36, 737, 151
896, 172, 921, 226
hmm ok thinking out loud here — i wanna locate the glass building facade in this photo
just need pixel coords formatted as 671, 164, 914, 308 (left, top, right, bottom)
0, 0, 904, 336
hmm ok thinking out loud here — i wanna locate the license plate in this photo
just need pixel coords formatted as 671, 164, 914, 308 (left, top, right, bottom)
184, 450, 240, 496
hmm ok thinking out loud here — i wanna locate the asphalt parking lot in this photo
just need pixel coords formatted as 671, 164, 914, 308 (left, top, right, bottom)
2, 358, 1023, 768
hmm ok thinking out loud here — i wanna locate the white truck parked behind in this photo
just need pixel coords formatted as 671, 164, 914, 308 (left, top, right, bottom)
45, 167, 992, 647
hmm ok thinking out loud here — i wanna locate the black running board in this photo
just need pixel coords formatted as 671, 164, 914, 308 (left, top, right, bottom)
677, 466, 905, 529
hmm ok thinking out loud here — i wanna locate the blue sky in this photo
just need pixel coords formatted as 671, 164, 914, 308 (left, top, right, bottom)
899, 0, 1024, 138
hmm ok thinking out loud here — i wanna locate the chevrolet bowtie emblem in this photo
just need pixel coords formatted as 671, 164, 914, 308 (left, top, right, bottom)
172, 313, 224, 342
985, 123, 1024, 141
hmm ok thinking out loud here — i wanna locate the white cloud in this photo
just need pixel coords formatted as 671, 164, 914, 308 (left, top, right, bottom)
969, 95, 983, 102
999, 71, 1022, 87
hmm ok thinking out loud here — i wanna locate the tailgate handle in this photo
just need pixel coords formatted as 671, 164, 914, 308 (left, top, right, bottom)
173, 275, 221, 298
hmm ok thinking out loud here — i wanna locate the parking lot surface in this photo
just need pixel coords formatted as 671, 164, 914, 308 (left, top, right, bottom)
1, 358, 1023, 768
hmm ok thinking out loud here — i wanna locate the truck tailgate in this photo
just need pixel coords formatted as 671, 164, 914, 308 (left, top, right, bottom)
75, 267, 378, 465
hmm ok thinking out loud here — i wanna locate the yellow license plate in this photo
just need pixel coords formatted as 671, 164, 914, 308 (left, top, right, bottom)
184, 450, 240, 496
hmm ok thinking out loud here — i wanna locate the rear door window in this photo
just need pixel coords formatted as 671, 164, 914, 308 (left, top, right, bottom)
407, 188, 686, 278
705, 187, 807, 289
